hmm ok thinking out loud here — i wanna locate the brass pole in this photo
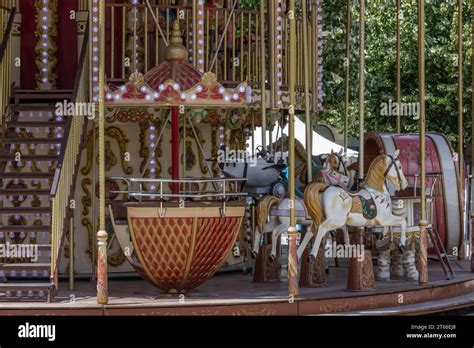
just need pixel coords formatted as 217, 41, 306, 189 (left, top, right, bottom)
97, 0, 108, 304
288, 0, 299, 297
303, 0, 312, 183
344, 0, 351, 153
458, 0, 465, 259
458, 0, 463, 178
396, 0, 401, 133
69, 216, 74, 291
358, 0, 365, 182
260, 0, 267, 151
471, 0, 474, 272
418, 0, 429, 285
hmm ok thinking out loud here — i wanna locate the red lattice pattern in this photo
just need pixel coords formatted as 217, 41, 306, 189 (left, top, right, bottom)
129, 215, 242, 292
186, 217, 242, 289
130, 217, 193, 292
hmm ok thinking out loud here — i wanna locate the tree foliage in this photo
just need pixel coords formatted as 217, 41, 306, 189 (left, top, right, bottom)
321, 0, 472, 146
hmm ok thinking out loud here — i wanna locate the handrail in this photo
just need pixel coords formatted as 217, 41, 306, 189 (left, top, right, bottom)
49, 18, 90, 296
0, 7, 16, 149
111, 176, 247, 218
0, 7, 15, 64
110, 176, 247, 200
71, 18, 91, 103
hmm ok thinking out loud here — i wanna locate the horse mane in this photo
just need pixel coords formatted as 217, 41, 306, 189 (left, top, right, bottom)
272, 135, 308, 181
326, 154, 339, 171
365, 155, 388, 192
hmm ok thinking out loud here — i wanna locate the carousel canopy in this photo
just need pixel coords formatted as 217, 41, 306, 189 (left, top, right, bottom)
105, 20, 251, 108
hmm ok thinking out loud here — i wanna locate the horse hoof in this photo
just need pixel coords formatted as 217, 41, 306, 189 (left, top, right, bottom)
325, 268, 329, 274
268, 254, 276, 262
251, 251, 258, 259
307, 255, 316, 263
398, 245, 406, 254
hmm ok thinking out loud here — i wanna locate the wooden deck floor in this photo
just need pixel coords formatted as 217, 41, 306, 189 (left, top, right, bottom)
0, 260, 472, 315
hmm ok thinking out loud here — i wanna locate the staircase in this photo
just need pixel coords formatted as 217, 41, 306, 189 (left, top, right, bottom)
0, 92, 72, 300
0, 11, 89, 301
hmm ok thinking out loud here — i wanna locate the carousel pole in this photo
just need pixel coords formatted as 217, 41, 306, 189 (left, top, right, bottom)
457, 0, 465, 260
287, 0, 299, 297
471, 0, 474, 272
344, 0, 351, 153
303, 0, 312, 183
457, 0, 463, 179
260, 0, 267, 151
396, 0, 401, 133
417, 0, 429, 285
171, 106, 180, 194
96, 0, 108, 304
358, 0, 365, 186
346, 0, 375, 292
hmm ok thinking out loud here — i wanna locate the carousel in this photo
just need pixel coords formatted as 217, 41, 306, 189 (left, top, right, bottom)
0, 0, 472, 316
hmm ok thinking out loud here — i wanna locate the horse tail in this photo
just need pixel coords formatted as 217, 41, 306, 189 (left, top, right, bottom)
304, 182, 328, 227
256, 195, 280, 234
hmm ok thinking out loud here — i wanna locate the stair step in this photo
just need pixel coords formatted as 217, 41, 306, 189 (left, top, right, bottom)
0, 263, 50, 270
0, 189, 50, 195
0, 226, 51, 232
0, 172, 54, 178
8, 121, 65, 127
10, 105, 58, 112
0, 283, 51, 292
0, 207, 51, 214
1, 138, 63, 144
0, 154, 59, 161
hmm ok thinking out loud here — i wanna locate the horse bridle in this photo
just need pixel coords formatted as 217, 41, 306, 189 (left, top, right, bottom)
383, 155, 403, 188
333, 152, 349, 177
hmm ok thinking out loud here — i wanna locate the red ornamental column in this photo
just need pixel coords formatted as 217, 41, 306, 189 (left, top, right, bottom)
171, 106, 180, 195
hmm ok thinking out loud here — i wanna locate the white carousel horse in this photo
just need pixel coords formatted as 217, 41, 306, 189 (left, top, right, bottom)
252, 150, 355, 260
317, 149, 356, 190
299, 150, 409, 262
251, 195, 313, 259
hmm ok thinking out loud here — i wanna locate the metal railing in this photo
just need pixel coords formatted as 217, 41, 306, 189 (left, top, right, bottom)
49, 20, 90, 293
110, 177, 247, 217
390, 173, 443, 230
104, 3, 311, 90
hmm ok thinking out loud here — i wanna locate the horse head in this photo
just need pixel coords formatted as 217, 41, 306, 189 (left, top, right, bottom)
384, 149, 408, 191
271, 134, 289, 153
320, 149, 348, 176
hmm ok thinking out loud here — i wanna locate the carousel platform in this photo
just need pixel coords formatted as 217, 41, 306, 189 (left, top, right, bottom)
0, 260, 472, 316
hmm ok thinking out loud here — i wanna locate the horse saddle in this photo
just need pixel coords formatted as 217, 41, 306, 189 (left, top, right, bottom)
350, 190, 377, 220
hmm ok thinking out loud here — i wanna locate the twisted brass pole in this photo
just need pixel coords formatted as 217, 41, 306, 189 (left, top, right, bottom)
457, 0, 465, 259
418, 0, 429, 286
471, 0, 474, 272
97, 0, 108, 304
358, 0, 365, 184
344, 0, 351, 153
288, 0, 299, 297
458, 0, 463, 183
260, 0, 267, 151
396, 0, 401, 133
302, 0, 312, 183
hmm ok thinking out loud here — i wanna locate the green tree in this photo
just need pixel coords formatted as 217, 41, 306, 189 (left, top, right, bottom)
321, 0, 472, 149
